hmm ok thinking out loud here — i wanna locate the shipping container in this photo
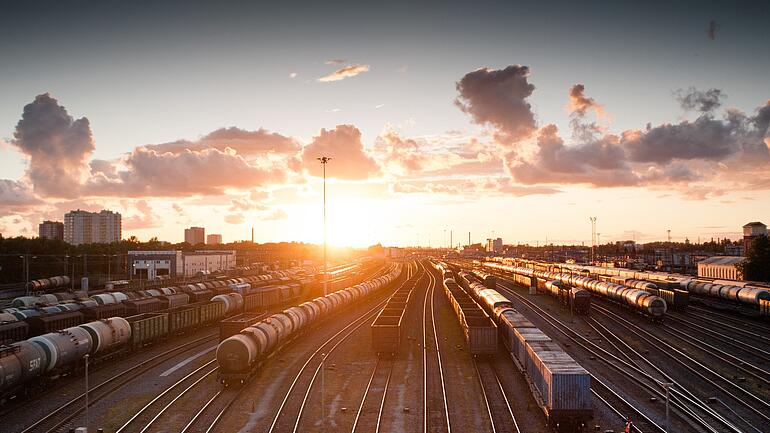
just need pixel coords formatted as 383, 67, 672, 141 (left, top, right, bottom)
513, 327, 552, 367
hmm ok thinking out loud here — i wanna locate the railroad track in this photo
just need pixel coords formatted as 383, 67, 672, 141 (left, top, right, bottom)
687, 305, 770, 333
115, 360, 218, 433
422, 262, 451, 433
19, 332, 219, 433
267, 264, 418, 433
665, 313, 770, 363
591, 303, 770, 433
350, 265, 425, 433
349, 357, 395, 433
472, 359, 520, 433
489, 278, 699, 433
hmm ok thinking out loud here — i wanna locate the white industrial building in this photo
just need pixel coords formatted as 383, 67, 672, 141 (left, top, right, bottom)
64, 209, 122, 245
697, 256, 745, 281
128, 250, 237, 280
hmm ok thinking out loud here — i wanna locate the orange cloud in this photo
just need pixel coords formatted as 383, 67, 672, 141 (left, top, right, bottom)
318, 64, 370, 82
301, 125, 380, 180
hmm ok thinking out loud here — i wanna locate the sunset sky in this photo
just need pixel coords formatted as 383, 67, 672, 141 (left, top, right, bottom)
1, 1, 769, 247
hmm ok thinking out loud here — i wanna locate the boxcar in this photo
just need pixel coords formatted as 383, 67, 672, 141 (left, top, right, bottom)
157, 293, 190, 310
81, 303, 126, 321
186, 289, 214, 303
26, 311, 84, 336
123, 298, 164, 315
127, 313, 169, 347
0, 321, 29, 345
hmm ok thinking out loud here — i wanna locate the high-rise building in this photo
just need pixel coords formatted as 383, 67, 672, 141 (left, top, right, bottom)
207, 234, 223, 245
185, 226, 205, 245
64, 210, 122, 245
39, 220, 64, 241
485, 237, 503, 253
743, 222, 767, 255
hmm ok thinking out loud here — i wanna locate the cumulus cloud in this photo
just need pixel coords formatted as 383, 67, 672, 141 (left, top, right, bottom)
301, 125, 380, 180
12, 93, 94, 197
224, 213, 244, 224
568, 84, 604, 117
144, 127, 300, 156
455, 65, 537, 146
373, 129, 427, 174
0, 179, 41, 214
318, 64, 370, 82
505, 99, 770, 189
507, 124, 639, 187
675, 87, 725, 113
86, 147, 286, 197
123, 200, 161, 230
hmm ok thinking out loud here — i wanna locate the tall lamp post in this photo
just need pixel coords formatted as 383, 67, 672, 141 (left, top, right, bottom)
317, 156, 331, 432
317, 156, 332, 297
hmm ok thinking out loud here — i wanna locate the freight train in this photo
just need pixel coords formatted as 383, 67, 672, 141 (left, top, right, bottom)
0, 270, 317, 346
24, 276, 71, 292
483, 262, 667, 319
433, 261, 592, 432
0, 297, 234, 402
506, 259, 770, 315
217, 264, 403, 385
467, 266, 591, 315
0, 264, 366, 403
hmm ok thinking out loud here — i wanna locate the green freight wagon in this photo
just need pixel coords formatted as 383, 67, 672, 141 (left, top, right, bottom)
127, 313, 169, 348
169, 305, 201, 334
199, 301, 227, 325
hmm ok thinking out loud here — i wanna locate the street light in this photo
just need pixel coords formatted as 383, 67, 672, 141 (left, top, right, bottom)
317, 156, 332, 297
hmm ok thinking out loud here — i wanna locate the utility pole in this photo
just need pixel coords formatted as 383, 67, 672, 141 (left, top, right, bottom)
589, 217, 597, 264
667, 229, 671, 243
317, 156, 332, 296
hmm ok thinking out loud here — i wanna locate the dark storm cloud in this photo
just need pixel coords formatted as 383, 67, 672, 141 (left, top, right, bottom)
300, 125, 380, 180
12, 93, 94, 197
455, 65, 537, 146
708, 20, 719, 40
675, 87, 725, 112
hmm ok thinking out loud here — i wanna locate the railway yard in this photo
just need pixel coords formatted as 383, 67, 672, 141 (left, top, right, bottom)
1, 258, 769, 433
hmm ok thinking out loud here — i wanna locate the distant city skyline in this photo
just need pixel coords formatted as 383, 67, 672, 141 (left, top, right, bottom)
0, 1, 768, 247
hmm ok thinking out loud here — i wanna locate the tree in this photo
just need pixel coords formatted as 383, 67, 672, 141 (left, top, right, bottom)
738, 235, 770, 282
